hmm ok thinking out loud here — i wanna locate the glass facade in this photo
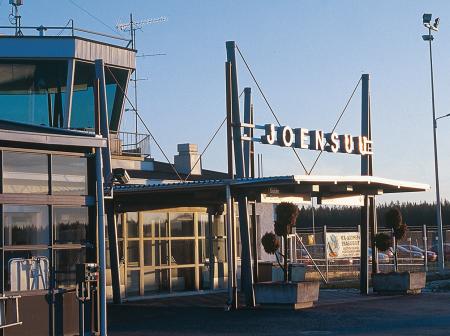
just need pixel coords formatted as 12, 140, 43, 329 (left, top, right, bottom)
52, 155, 88, 195
0, 150, 91, 293
0, 59, 129, 131
0, 60, 67, 127
3, 151, 49, 194
112, 210, 228, 297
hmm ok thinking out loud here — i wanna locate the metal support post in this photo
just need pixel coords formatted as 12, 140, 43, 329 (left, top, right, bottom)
360, 196, 370, 295
423, 224, 428, 272
425, 26, 445, 273
95, 148, 107, 336
106, 203, 121, 303
225, 185, 237, 309
95, 59, 121, 305
243, 87, 252, 177
226, 41, 255, 307
361, 73, 375, 293
324, 225, 329, 282
208, 213, 215, 290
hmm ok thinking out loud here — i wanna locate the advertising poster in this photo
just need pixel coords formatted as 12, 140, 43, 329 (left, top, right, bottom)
326, 232, 360, 259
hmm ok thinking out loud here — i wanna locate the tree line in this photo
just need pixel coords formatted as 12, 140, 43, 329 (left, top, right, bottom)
296, 200, 450, 229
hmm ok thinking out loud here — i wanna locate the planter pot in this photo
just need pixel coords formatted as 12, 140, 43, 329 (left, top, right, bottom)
372, 271, 426, 295
254, 281, 320, 310
272, 263, 306, 282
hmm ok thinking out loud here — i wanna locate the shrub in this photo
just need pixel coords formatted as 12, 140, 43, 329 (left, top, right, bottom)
261, 232, 280, 254
373, 207, 407, 272
261, 202, 300, 282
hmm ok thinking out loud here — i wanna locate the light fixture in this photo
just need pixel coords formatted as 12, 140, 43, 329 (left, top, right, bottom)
423, 13, 432, 25
423, 13, 439, 31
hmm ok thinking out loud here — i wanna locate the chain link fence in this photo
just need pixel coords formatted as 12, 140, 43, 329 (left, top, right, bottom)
292, 225, 450, 282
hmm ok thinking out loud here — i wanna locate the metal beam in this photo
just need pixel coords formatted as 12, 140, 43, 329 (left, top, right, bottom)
63, 59, 75, 128
226, 41, 255, 307
243, 88, 252, 178
360, 73, 377, 294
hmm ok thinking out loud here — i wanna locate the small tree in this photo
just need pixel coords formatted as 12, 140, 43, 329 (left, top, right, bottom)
261, 202, 299, 282
374, 207, 407, 272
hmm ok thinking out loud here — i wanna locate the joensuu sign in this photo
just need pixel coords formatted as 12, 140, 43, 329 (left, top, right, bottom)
251, 123, 373, 156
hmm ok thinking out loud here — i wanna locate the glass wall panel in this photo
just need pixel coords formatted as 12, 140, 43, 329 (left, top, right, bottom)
171, 240, 195, 265
52, 155, 87, 195
213, 238, 227, 263
171, 268, 195, 292
4, 205, 49, 245
170, 213, 194, 237
142, 213, 167, 238
117, 214, 123, 239
0, 60, 67, 127
4, 249, 49, 291
3, 151, 48, 194
143, 240, 152, 266
155, 240, 169, 266
54, 207, 88, 243
126, 270, 140, 296
70, 62, 128, 130
144, 269, 169, 294
198, 214, 208, 237
54, 249, 85, 288
127, 212, 138, 238
127, 241, 139, 267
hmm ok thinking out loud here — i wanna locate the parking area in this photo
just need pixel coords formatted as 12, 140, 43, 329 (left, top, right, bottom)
108, 290, 450, 336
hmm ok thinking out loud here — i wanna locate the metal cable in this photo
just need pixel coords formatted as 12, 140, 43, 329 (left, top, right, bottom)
56, 19, 72, 36
105, 67, 183, 181
68, 0, 126, 37
184, 116, 227, 181
235, 44, 309, 174
308, 77, 362, 174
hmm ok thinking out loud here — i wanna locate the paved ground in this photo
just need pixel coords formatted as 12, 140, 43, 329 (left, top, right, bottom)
108, 290, 450, 336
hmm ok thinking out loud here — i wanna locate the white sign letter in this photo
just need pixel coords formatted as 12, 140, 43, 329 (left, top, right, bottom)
309, 130, 325, 151
294, 128, 309, 149
325, 132, 339, 153
277, 126, 294, 147
261, 124, 276, 145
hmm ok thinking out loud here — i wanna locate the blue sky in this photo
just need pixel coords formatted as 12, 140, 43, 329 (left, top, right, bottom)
4, 1, 450, 203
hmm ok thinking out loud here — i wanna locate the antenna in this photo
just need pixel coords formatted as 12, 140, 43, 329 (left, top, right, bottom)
116, 13, 167, 146
9, 0, 24, 36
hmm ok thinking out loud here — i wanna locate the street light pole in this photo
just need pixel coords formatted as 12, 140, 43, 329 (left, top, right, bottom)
422, 14, 445, 273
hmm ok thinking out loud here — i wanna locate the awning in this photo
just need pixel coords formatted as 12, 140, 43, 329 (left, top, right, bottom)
113, 175, 430, 212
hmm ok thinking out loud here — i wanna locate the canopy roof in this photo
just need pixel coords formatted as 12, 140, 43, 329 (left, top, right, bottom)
113, 175, 429, 212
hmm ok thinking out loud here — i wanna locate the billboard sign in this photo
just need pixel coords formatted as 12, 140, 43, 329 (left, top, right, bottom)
326, 232, 360, 259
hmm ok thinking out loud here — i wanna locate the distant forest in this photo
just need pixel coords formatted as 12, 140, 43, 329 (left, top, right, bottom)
296, 200, 450, 230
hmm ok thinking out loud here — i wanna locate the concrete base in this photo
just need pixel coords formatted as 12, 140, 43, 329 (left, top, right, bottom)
254, 281, 320, 310
372, 271, 426, 295
272, 263, 306, 282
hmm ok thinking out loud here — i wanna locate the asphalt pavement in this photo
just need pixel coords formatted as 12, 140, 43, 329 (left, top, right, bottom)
108, 290, 450, 336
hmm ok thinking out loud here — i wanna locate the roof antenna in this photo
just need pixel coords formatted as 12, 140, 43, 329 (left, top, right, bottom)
116, 14, 167, 146
9, 0, 24, 36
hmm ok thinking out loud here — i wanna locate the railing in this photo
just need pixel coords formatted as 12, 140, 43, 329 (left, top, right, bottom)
0, 22, 132, 47
293, 225, 450, 282
110, 131, 151, 158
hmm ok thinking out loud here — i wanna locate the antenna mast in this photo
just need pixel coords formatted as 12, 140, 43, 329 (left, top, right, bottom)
117, 14, 167, 146
9, 0, 24, 36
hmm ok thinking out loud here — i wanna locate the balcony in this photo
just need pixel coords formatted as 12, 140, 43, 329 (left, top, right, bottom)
110, 131, 151, 158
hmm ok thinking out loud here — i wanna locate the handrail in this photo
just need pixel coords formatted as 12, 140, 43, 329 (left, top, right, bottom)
295, 233, 328, 283
0, 25, 131, 44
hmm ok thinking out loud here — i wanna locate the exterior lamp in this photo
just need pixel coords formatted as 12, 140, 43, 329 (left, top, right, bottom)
422, 13, 445, 273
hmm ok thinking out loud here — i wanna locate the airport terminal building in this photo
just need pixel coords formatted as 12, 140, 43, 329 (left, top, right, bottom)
0, 21, 429, 336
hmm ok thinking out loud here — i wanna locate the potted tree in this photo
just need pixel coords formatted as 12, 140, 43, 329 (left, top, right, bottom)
372, 207, 426, 294
254, 202, 320, 309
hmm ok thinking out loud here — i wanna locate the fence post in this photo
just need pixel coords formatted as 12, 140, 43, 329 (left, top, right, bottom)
324, 225, 328, 282
423, 224, 428, 272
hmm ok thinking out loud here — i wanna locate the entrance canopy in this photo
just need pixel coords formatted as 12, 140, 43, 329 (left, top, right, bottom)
113, 175, 429, 212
